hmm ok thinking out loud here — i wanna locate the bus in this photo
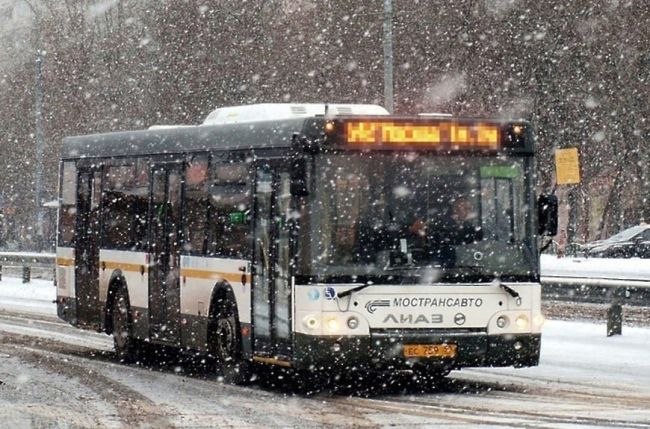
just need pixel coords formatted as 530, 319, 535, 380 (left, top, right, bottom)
56, 103, 557, 385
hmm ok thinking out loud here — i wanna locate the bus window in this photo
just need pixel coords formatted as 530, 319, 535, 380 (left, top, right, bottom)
102, 162, 149, 250
207, 162, 252, 258
58, 161, 77, 246
480, 164, 522, 243
308, 154, 532, 277
183, 155, 209, 254
316, 170, 367, 264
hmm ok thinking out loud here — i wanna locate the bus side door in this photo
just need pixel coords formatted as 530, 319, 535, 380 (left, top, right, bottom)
148, 163, 183, 343
74, 166, 102, 328
252, 163, 292, 357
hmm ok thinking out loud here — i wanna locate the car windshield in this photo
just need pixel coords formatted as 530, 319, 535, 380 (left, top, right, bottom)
603, 225, 648, 243
297, 152, 536, 282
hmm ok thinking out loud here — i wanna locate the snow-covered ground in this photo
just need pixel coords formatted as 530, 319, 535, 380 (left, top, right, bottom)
496, 319, 650, 395
0, 277, 56, 316
1, 276, 650, 427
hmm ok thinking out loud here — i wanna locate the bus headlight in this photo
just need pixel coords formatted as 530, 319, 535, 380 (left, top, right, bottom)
325, 317, 340, 333
515, 314, 529, 330
302, 315, 320, 331
496, 315, 509, 329
347, 316, 359, 330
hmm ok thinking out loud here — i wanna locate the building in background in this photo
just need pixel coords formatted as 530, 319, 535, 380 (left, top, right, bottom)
0, 0, 34, 71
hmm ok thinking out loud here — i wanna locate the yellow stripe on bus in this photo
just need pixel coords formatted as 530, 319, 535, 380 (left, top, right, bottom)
102, 261, 147, 273
180, 268, 250, 285
56, 258, 75, 267
97, 262, 249, 283
252, 356, 292, 368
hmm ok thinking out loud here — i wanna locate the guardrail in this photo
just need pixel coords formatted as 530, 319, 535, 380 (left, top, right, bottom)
541, 276, 650, 305
540, 277, 643, 336
0, 252, 55, 283
540, 254, 650, 305
540, 254, 650, 335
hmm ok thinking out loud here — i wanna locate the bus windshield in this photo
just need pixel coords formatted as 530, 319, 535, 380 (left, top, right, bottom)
300, 152, 536, 282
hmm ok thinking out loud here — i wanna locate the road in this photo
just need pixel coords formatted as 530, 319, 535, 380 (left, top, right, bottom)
1, 309, 650, 428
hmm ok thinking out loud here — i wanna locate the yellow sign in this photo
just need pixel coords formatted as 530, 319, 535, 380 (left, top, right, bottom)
555, 148, 581, 185
345, 121, 500, 149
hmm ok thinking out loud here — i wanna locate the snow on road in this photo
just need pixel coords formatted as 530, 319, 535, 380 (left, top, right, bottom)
1, 276, 650, 428
0, 277, 56, 316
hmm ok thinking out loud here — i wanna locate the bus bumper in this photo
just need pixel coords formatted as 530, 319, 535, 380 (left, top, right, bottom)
292, 331, 540, 372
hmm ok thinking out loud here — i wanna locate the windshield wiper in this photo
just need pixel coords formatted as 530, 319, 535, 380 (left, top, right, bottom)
337, 265, 524, 298
337, 283, 373, 298
499, 282, 520, 299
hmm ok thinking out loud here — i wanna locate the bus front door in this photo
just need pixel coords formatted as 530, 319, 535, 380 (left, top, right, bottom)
148, 163, 183, 343
75, 167, 102, 328
252, 164, 292, 358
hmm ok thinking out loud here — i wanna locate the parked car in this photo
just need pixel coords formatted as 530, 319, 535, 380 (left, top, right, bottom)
583, 224, 650, 258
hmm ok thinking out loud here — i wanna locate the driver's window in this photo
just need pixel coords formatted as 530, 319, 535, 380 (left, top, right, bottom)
317, 158, 368, 264
479, 162, 523, 244
481, 177, 515, 242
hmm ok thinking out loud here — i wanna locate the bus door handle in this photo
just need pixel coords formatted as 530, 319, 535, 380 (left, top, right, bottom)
239, 266, 247, 286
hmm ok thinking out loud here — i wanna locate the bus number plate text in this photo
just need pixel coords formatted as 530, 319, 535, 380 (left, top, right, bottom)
403, 344, 457, 358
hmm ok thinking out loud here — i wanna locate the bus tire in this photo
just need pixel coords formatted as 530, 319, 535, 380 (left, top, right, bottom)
212, 297, 252, 385
111, 286, 137, 363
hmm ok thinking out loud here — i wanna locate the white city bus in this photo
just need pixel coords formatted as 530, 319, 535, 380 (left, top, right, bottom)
56, 103, 555, 384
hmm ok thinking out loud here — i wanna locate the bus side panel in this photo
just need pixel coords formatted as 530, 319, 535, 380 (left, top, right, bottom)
56, 246, 76, 324
179, 255, 251, 352
99, 249, 150, 338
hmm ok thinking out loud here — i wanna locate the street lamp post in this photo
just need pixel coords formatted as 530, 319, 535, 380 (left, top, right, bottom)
383, 0, 394, 113
34, 51, 45, 250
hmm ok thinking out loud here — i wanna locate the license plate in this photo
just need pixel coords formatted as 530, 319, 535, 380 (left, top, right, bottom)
403, 343, 457, 358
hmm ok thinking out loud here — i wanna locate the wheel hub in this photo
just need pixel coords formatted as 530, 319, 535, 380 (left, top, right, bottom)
216, 317, 235, 359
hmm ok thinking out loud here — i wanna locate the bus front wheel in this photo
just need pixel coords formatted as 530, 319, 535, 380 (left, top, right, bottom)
212, 299, 252, 385
111, 287, 136, 363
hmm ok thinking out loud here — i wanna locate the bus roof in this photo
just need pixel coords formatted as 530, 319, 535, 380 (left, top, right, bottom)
61, 104, 531, 159
203, 103, 389, 125
62, 103, 390, 159
62, 116, 315, 159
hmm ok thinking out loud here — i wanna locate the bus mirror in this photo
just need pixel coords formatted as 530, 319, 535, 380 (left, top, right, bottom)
290, 157, 309, 197
538, 194, 558, 236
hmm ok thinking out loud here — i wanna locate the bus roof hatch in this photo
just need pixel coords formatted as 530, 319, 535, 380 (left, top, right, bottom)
202, 103, 389, 126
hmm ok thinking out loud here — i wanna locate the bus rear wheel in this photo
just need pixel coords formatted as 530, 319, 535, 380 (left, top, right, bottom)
112, 287, 136, 363
213, 300, 252, 385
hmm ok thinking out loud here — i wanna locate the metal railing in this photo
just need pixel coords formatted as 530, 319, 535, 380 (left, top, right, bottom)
0, 252, 55, 283
540, 271, 650, 336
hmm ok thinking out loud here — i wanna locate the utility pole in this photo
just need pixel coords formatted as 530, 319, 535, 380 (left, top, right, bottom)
34, 51, 45, 250
31, 0, 46, 253
383, 0, 394, 113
